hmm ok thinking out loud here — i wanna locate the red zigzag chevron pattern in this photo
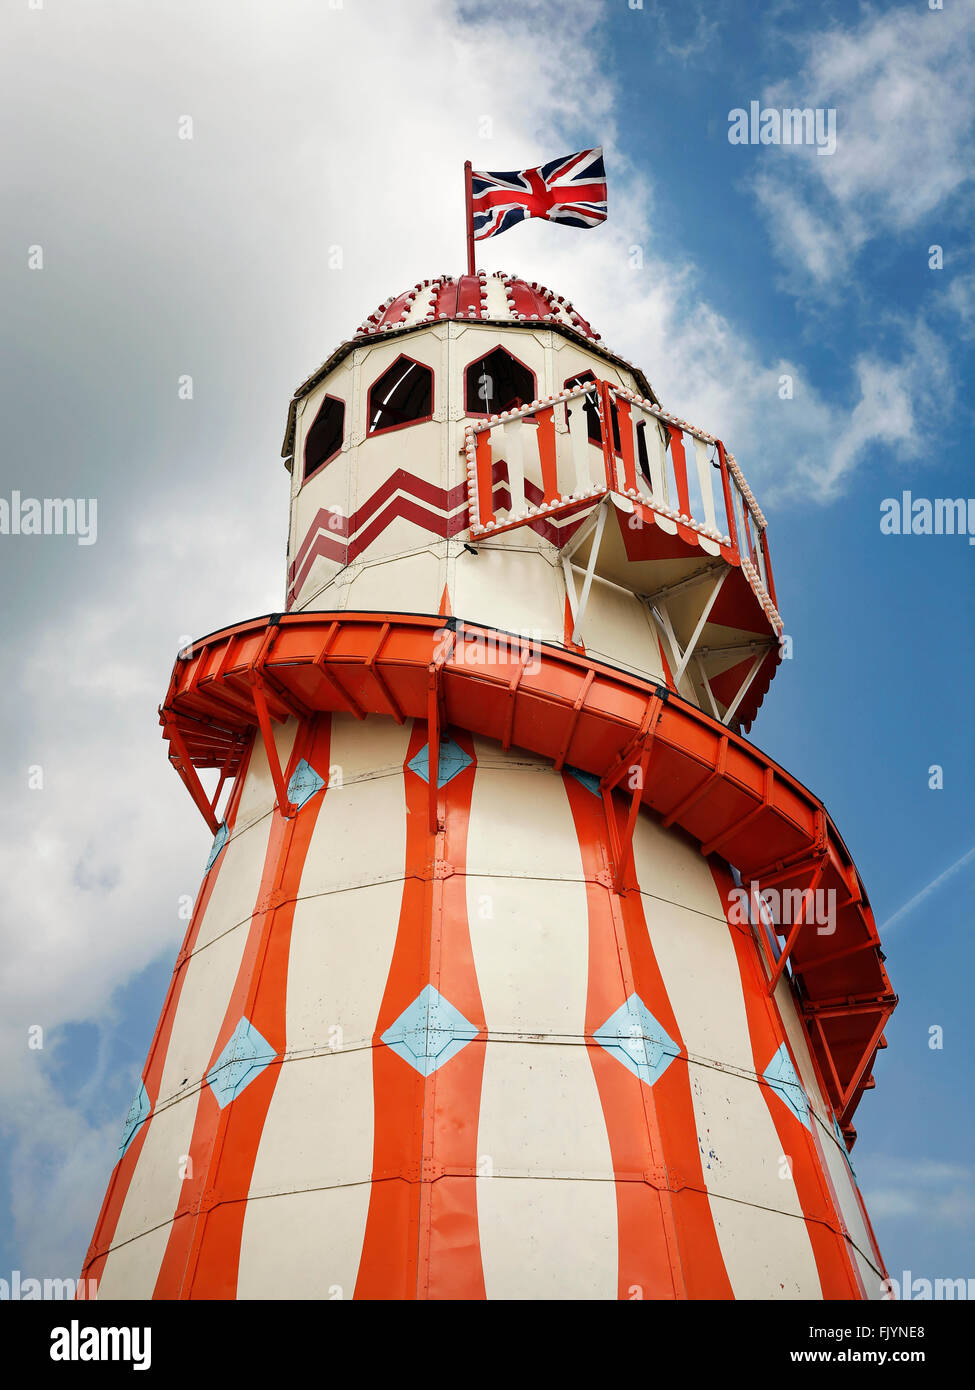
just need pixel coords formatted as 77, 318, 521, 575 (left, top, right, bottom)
287, 466, 592, 606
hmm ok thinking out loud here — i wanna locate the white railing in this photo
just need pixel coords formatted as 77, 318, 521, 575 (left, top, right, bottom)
462, 377, 774, 605
464, 383, 606, 533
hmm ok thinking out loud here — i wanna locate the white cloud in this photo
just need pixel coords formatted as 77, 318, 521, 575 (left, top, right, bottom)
865, 1157, 975, 1228
752, 3, 975, 293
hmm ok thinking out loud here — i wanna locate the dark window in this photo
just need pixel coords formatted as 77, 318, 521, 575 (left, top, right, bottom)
367, 356, 433, 436
563, 371, 619, 450
303, 395, 345, 480
466, 347, 536, 416
636, 420, 652, 485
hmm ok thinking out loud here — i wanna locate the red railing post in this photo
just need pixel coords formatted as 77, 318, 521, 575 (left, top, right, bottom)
760, 528, 778, 608
535, 405, 560, 503
666, 424, 691, 517
474, 429, 495, 528
598, 380, 617, 491
615, 397, 637, 493
716, 439, 740, 559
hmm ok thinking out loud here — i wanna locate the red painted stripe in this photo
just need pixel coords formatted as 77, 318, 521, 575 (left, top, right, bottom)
476, 433, 494, 527
355, 723, 486, 1298
433, 281, 458, 319
504, 279, 548, 319
419, 730, 485, 1299
455, 274, 482, 319
80, 738, 255, 1290
380, 291, 414, 329
616, 399, 638, 492
666, 425, 692, 518
292, 470, 469, 575
708, 860, 866, 1298
152, 716, 332, 1298
535, 406, 560, 502
564, 776, 735, 1300
289, 496, 469, 602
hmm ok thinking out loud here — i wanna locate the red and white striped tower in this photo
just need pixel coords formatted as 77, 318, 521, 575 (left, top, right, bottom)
83, 270, 896, 1300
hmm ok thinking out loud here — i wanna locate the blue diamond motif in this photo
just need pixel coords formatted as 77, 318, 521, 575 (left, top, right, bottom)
205, 822, 229, 872
565, 765, 600, 795
381, 985, 478, 1075
763, 1043, 810, 1128
206, 1018, 277, 1109
118, 1080, 151, 1158
287, 758, 326, 810
408, 738, 473, 788
593, 994, 681, 1086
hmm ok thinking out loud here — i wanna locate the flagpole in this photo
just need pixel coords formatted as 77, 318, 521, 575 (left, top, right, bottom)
464, 160, 476, 276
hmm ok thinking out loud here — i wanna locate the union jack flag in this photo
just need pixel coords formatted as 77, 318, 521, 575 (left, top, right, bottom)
471, 147, 607, 242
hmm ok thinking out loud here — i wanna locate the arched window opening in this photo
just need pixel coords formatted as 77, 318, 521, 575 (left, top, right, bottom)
367, 356, 433, 436
563, 371, 619, 450
465, 347, 536, 417
303, 395, 345, 480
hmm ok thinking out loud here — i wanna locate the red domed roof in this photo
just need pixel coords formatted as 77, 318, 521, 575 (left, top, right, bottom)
353, 271, 602, 341
282, 272, 657, 460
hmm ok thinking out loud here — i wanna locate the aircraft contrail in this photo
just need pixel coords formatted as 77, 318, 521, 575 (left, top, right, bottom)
880, 844, 975, 933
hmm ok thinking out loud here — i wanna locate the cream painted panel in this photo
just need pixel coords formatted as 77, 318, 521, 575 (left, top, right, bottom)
293, 451, 352, 541
632, 811, 729, 925
478, 1042, 614, 1178
465, 765, 585, 883
299, 766, 408, 897
327, 711, 412, 783
343, 548, 445, 616
550, 339, 633, 393
157, 920, 255, 1106
246, 1051, 375, 1198
643, 903, 749, 1075
470, 734, 551, 773
193, 813, 274, 952
294, 552, 346, 611
96, 1224, 172, 1300
354, 421, 441, 499
477, 1175, 617, 1300
237, 1187, 371, 1299
481, 277, 510, 319
452, 546, 563, 644
577, 578, 664, 684
467, 876, 591, 1039
708, 1196, 823, 1299
285, 881, 402, 1052
855, 1249, 886, 1300
819, 1130, 884, 1279
686, 1061, 807, 1213
111, 1093, 200, 1249
234, 719, 298, 827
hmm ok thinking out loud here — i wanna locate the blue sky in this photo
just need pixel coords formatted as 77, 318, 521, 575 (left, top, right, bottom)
0, 0, 972, 1291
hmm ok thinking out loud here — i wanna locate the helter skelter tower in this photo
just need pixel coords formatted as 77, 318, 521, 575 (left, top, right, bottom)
84, 263, 897, 1300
